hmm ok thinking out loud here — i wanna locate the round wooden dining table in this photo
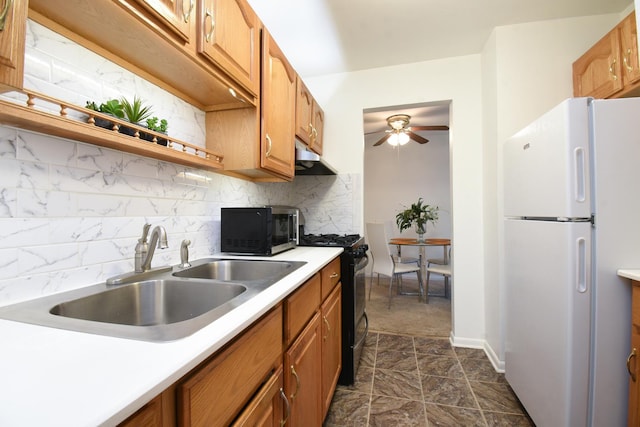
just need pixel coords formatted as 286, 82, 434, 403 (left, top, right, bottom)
388, 238, 451, 301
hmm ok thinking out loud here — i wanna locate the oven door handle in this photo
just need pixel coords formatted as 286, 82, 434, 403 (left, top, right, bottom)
353, 311, 369, 350
356, 254, 369, 271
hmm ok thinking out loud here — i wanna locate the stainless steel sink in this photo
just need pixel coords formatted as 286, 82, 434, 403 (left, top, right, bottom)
173, 258, 306, 282
0, 258, 306, 342
50, 279, 246, 326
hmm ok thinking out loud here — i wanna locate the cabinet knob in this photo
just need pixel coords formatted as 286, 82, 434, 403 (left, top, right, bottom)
627, 347, 637, 382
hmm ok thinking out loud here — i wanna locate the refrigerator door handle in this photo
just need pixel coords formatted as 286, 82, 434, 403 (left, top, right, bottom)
574, 147, 586, 203
576, 237, 587, 293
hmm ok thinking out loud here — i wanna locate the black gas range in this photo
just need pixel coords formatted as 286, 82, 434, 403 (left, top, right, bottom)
298, 233, 369, 385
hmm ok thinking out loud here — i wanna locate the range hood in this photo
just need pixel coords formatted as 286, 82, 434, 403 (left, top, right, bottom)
295, 146, 337, 176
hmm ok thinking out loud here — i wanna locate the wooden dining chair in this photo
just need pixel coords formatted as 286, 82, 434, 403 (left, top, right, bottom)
366, 222, 424, 308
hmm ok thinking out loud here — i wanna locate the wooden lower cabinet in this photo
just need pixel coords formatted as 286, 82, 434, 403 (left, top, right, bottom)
321, 283, 342, 418
284, 312, 323, 426
629, 282, 640, 426
177, 306, 283, 427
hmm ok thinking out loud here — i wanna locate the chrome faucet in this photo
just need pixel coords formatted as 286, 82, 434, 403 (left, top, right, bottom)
139, 225, 168, 272
134, 223, 151, 273
179, 239, 191, 268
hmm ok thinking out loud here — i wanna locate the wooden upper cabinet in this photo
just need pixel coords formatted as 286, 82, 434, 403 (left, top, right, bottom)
0, 0, 27, 92
620, 11, 640, 87
133, 0, 194, 42
573, 25, 623, 98
295, 77, 324, 155
573, 12, 640, 99
197, 0, 260, 96
261, 30, 296, 180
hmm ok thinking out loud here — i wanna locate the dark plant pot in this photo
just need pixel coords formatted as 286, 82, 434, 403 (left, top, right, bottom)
140, 131, 168, 146
90, 114, 115, 130
119, 124, 141, 137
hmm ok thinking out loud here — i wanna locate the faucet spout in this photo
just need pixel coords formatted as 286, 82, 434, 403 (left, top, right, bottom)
140, 226, 168, 272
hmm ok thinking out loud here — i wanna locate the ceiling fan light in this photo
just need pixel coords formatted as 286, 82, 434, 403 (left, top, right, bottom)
397, 132, 410, 145
387, 133, 400, 146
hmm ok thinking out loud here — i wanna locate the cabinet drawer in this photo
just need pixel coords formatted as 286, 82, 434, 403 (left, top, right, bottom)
321, 257, 341, 301
285, 273, 321, 346
177, 306, 283, 427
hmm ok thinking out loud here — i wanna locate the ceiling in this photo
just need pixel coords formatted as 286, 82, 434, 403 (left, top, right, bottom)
247, 0, 630, 143
247, 0, 630, 78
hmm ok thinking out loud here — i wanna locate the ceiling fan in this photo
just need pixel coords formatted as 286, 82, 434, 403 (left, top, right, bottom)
368, 114, 449, 147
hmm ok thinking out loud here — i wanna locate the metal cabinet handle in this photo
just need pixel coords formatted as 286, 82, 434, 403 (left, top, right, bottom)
329, 272, 339, 278
322, 315, 330, 341
265, 134, 273, 157
290, 365, 300, 400
0, 0, 12, 32
204, 9, 215, 42
628, 348, 637, 382
609, 58, 618, 81
623, 48, 634, 72
279, 387, 290, 426
182, 0, 194, 23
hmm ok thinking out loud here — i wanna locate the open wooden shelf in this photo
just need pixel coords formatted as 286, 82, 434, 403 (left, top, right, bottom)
0, 89, 224, 172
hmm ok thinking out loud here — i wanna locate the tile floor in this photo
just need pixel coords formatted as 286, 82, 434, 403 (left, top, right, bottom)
324, 287, 534, 427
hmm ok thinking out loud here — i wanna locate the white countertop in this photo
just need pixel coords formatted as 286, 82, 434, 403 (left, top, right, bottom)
618, 269, 640, 281
0, 247, 343, 427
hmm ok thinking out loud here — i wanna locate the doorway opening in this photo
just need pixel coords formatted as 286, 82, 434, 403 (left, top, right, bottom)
362, 100, 452, 337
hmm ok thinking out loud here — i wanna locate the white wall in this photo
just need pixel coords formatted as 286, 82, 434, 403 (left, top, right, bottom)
306, 55, 486, 346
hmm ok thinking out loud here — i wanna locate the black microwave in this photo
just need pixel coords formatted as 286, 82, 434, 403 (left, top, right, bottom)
221, 206, 299, 255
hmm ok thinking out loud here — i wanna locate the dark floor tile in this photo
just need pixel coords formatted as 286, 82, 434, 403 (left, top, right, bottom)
361, 342, 376, 367
373, 368, 422, 401
368, 395, 427, 427
470, 381, 526, 414
365, 331, 378, 348
414, 337, 455, 357
425, 403, 485, 426
454, 347, 486, 359
416, 353, 464, 379
421, 375, 478, 409
459, 357, 505, 383
376, 333, 415, 352
484, 411, 536, 426
324, 388, 370, 426
375, 348, 418, 373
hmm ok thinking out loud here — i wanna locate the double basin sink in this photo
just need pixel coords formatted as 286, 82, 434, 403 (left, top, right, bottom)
0, 258, 306, 342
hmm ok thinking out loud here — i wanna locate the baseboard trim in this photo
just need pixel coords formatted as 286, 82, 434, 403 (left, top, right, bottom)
450, 333, 505, 373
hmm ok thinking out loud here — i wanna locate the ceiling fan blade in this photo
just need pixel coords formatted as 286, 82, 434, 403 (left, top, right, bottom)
410, 125, 449, 131
373, 133, 392, 146
407, 131, 429, 144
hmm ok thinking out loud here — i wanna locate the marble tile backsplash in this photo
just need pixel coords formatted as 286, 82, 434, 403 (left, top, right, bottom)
0, 20, 359, 306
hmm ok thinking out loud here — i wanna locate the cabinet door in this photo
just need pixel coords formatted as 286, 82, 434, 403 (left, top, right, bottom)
232, 366, 287, 427
295, 78, 313, 146
261, 31, 296, 180
198, 0, 260, 95
285, 312, 322, 426
573, 27, 623, 98
178, 307, 283, 427
0, 0, 27, 92
133, 0, 194, 42
620, 12, 640, 86
321, 282, 342, 418
309, 100, 324, 155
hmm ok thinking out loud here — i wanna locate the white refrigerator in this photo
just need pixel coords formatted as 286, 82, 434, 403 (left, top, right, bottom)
503, 97, 640, 427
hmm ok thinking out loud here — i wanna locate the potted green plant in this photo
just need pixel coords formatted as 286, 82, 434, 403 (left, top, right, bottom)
143, 116, 169, 146
85, 99, 124, 129
119, 96, 153, 136
395, 198, 439, 242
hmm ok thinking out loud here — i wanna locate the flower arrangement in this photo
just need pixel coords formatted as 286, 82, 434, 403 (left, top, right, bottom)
395, 198, 439, 239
